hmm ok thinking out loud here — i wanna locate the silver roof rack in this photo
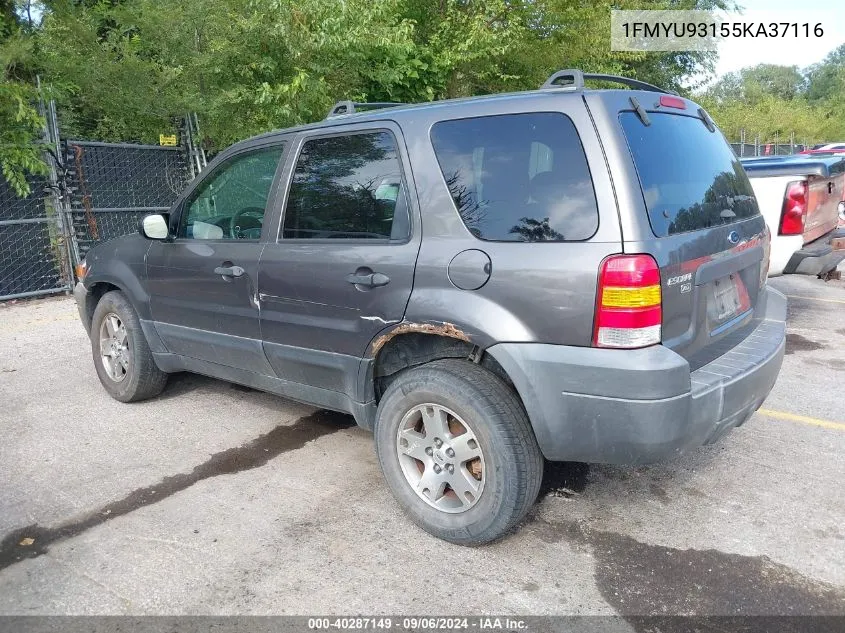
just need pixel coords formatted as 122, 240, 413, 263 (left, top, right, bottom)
325, 101, 405, 119
541, 69, 676, 95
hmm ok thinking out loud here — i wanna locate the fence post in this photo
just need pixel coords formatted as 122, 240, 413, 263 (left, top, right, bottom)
50, 99, 81, 276
37, 79, 77, 290
182, 112, 207, 179
192, 113, 207, 171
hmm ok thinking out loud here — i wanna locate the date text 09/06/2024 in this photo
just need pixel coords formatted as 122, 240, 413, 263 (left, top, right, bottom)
307, 617, 528, 630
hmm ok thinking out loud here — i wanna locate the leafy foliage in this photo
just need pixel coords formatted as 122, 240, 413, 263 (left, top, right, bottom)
700, 48, 845, 143
33, 0, 725, 153
1, 0, 779, 196
1, 0, 48, 196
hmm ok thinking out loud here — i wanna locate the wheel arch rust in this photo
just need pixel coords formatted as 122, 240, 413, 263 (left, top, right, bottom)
368, 321, 472, 359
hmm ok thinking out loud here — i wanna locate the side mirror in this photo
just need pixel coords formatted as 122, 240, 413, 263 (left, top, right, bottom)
140, 214, 169, 240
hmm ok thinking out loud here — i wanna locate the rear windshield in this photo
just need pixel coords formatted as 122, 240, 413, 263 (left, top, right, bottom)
620, 112, 759, 237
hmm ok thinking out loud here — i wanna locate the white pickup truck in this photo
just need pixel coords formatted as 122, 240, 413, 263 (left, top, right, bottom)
741, 155, 845, 277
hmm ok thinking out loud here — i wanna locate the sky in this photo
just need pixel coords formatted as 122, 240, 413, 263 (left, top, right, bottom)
713, 0, 845, 78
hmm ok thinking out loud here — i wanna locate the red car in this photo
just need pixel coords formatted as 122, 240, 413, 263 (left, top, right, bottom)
800, 143, 845, 155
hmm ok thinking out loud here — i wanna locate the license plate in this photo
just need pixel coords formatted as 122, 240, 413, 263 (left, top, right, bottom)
707, 274, 744, 326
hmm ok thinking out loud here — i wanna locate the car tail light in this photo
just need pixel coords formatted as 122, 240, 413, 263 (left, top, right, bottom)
75, 260, 88, 280
779, 180, 808, 235
593, 254, 662, 349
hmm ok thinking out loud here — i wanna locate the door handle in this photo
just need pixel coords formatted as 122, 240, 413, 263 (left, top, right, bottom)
346, 272, 390, 287
214, 265, 245, 278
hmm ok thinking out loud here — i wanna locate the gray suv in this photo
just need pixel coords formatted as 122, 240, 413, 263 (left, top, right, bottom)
74, 70, 787, 545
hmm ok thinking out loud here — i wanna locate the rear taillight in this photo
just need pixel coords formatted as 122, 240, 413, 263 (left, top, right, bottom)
593, 254, 662, 349
779, 180, 808, 235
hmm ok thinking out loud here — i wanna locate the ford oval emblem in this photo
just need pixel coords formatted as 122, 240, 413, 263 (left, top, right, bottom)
727, 230, 740, 244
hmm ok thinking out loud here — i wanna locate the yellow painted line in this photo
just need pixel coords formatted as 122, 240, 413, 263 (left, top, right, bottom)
758, 408, 845, 432
785, 294, 845, 305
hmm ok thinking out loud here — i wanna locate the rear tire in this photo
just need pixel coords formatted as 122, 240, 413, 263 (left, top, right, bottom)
375, 359, 543, 545
91, 290, 167, 402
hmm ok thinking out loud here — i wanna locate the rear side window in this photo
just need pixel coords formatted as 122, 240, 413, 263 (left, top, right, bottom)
282, 131, 410, 240
430, 113, 598, 242
620, 112, 759, 237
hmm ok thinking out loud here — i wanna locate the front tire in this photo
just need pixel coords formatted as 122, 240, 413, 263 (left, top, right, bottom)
91, 290, 167, 402
375, 359, 543, 545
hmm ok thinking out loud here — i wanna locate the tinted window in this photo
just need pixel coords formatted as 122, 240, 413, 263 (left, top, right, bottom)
179, 147, 283, 240
620, 112, 759, 237
282, 131, 410, 240
430, 113, 598, 242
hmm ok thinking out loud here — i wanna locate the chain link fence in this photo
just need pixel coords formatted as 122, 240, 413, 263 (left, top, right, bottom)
0, 174, 70, 301
730, 142, 809, 157
727, 130, 825, 158
65, 141, 192, 256
0, 104, 201, 301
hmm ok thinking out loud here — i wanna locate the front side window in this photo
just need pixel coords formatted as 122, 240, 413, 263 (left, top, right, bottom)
430, 112, 599, 242
179, 146, 284, 240
282, 131, 410, 240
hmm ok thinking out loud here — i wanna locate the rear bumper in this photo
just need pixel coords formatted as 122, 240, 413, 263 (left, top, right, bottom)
783, 228, 845, 275
487, 287, 787, 465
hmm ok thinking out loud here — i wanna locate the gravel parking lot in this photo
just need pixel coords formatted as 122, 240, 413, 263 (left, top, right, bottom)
1, 274, 844, 617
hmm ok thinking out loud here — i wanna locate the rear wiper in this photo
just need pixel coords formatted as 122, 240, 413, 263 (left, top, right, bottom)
698, 107, 716, 132
629, 96, 651, 126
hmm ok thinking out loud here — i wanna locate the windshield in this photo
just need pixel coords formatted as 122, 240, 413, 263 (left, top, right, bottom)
620, 111, 759, 237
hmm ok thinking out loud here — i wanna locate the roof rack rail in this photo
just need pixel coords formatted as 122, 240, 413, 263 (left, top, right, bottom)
540, 69, 676, 95
326, 101, 405, 119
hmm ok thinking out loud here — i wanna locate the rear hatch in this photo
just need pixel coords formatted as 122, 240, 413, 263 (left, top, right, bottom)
611, 96, 768, 367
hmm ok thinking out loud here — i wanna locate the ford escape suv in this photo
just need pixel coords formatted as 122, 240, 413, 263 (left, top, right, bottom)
74, 70, 787, 545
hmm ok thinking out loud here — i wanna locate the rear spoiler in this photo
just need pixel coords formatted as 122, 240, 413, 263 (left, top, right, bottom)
740, 156, 845, 179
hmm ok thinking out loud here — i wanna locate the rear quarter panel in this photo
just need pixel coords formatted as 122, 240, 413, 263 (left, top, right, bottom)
394, 92, 623, 348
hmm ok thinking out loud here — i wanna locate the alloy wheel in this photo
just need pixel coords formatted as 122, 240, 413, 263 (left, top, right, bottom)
395, 403, 486, 513
99, 312, 130, 383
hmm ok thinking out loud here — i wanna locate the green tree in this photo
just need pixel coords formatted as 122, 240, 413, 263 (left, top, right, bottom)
29, 0, 734, 154
1, 0, 48, 196
707, 64, 806, 103
805, 44, 845, 103
699, 56, 845, 144
37, 0, 427, 147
